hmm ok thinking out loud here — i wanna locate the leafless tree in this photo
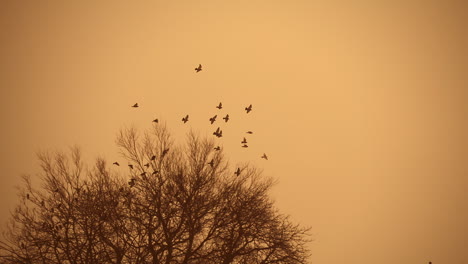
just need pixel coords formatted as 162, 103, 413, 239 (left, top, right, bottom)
0, 123, 311, 264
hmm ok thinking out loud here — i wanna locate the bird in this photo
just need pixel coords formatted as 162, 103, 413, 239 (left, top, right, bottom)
213, 127, 223, 138
245, 104, 252, 113
182, 115, 189, 123
208, 159, 214, 167
113, 162, 120, 166
195, 64, 202, 72
128, 178, 136, 187
261, 153, 268, 160
214, 146, 221, 151
209, 115, 217, 124
242, 144, 248, 148
241, 137, 247, 144
246, 131, 253, 134
162, 148, 170, 157
150, 155, 156, 161
41, 200, 45, 207
26, 193, 30, 200
216, 102, 222, 109
132, 103, 139, 108
144, 163, 150, 168
152, 170, 159, 175
140, 172, 146, 176
152, 118, 159, 123
223, 114, 229, 122
128, 164, 134, 170
235, 168, 241, 176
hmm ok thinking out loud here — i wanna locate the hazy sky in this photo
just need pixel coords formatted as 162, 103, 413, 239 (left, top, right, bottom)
1, 1, 467, 264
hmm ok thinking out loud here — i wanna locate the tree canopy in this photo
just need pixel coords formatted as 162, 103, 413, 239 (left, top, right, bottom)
0, 124, 311, 264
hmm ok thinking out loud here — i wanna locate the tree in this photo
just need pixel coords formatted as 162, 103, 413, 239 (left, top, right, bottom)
0, 123, 311, 264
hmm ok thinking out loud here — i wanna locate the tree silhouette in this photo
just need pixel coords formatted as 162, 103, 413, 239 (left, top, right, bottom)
0, 123, 311, 264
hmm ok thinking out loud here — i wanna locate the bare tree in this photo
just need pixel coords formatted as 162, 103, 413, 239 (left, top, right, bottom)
0, 123, 311, 264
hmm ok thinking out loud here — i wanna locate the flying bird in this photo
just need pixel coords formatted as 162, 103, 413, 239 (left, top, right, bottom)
223, 114, 229, 122
162, 148, 170, 157
241, 137, 247, 144
209, 115, 217, 124
208, 159, 214, 167
150, 155, 156, 161
213, 127, 223, 138
128, 164, 134, 170
214, 146, 221, 151
235, 168, 241, 176
132, 103, 139, 108
144, 163, 150, 168
246, 131, 253, 134
182, 115, 189, 123
261, 153, 268, 160
216, 102, 222, 109
242, 144, 248, 148
195, 64, 202, 72
152, 118, 159, 123
245, 104, 252, 113
113, 162, 120, 166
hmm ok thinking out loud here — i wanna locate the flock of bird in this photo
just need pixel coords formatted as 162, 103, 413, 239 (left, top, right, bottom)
118, 64, 268, 185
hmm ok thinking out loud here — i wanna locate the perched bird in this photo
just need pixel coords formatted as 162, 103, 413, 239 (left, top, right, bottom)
235, 168, 241, 176
128, 164, 134, 170
214, 146, 221, 151
208, 159, 214, 167
150, 155, 156, 161
144, 163, 150, 168
132, 103, 139, 108
162, 148, 170, 157
182, 115, 189, 123
241, 137, 247, 144
113, 162, 120, 166
223, 114, 229, 122
242, 144, 248, 148
26, 193, 30, 200
245, 104, 252, 113
152, 170, 159, 175
209, 115, 217, 124
41, 200, 45, 207
216, 102, 222, 109
195, 64, 202, 72
152, 118, 159, 123
261, 153, 268, 160
246, 131, 253, 134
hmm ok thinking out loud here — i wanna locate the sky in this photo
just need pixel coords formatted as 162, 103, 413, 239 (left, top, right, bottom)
1, 1, 467, 263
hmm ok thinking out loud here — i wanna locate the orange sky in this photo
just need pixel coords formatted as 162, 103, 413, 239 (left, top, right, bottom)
1, 1, 467, 264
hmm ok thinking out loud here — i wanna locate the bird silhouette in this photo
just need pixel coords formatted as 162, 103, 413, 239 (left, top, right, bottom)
140, 172, 146, 176
216, 102, 222, 109
26, 193, 30, 200
223, 114, 229, 122
150, 155, 156, 161
214, 146, 221, 151
182, 115, 189, 123
152, 170, 159, 175
195, 64, 202, 72
241, 137, 247, 144
209, 115, 217, 124
213, 127, 223, 138
235, 168, 241, 176
153, 118, 159, 123
113, 162, 120, 166
132, 103, 139, 108
128, 164, 133, 169
144, 163, 150, 168
208, 159, 214, 167
162, 148, 170, 157
261, 153, 268, 160
246, 131, 253, 134
245, 104, 252, 113
242, 144, 248, 148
